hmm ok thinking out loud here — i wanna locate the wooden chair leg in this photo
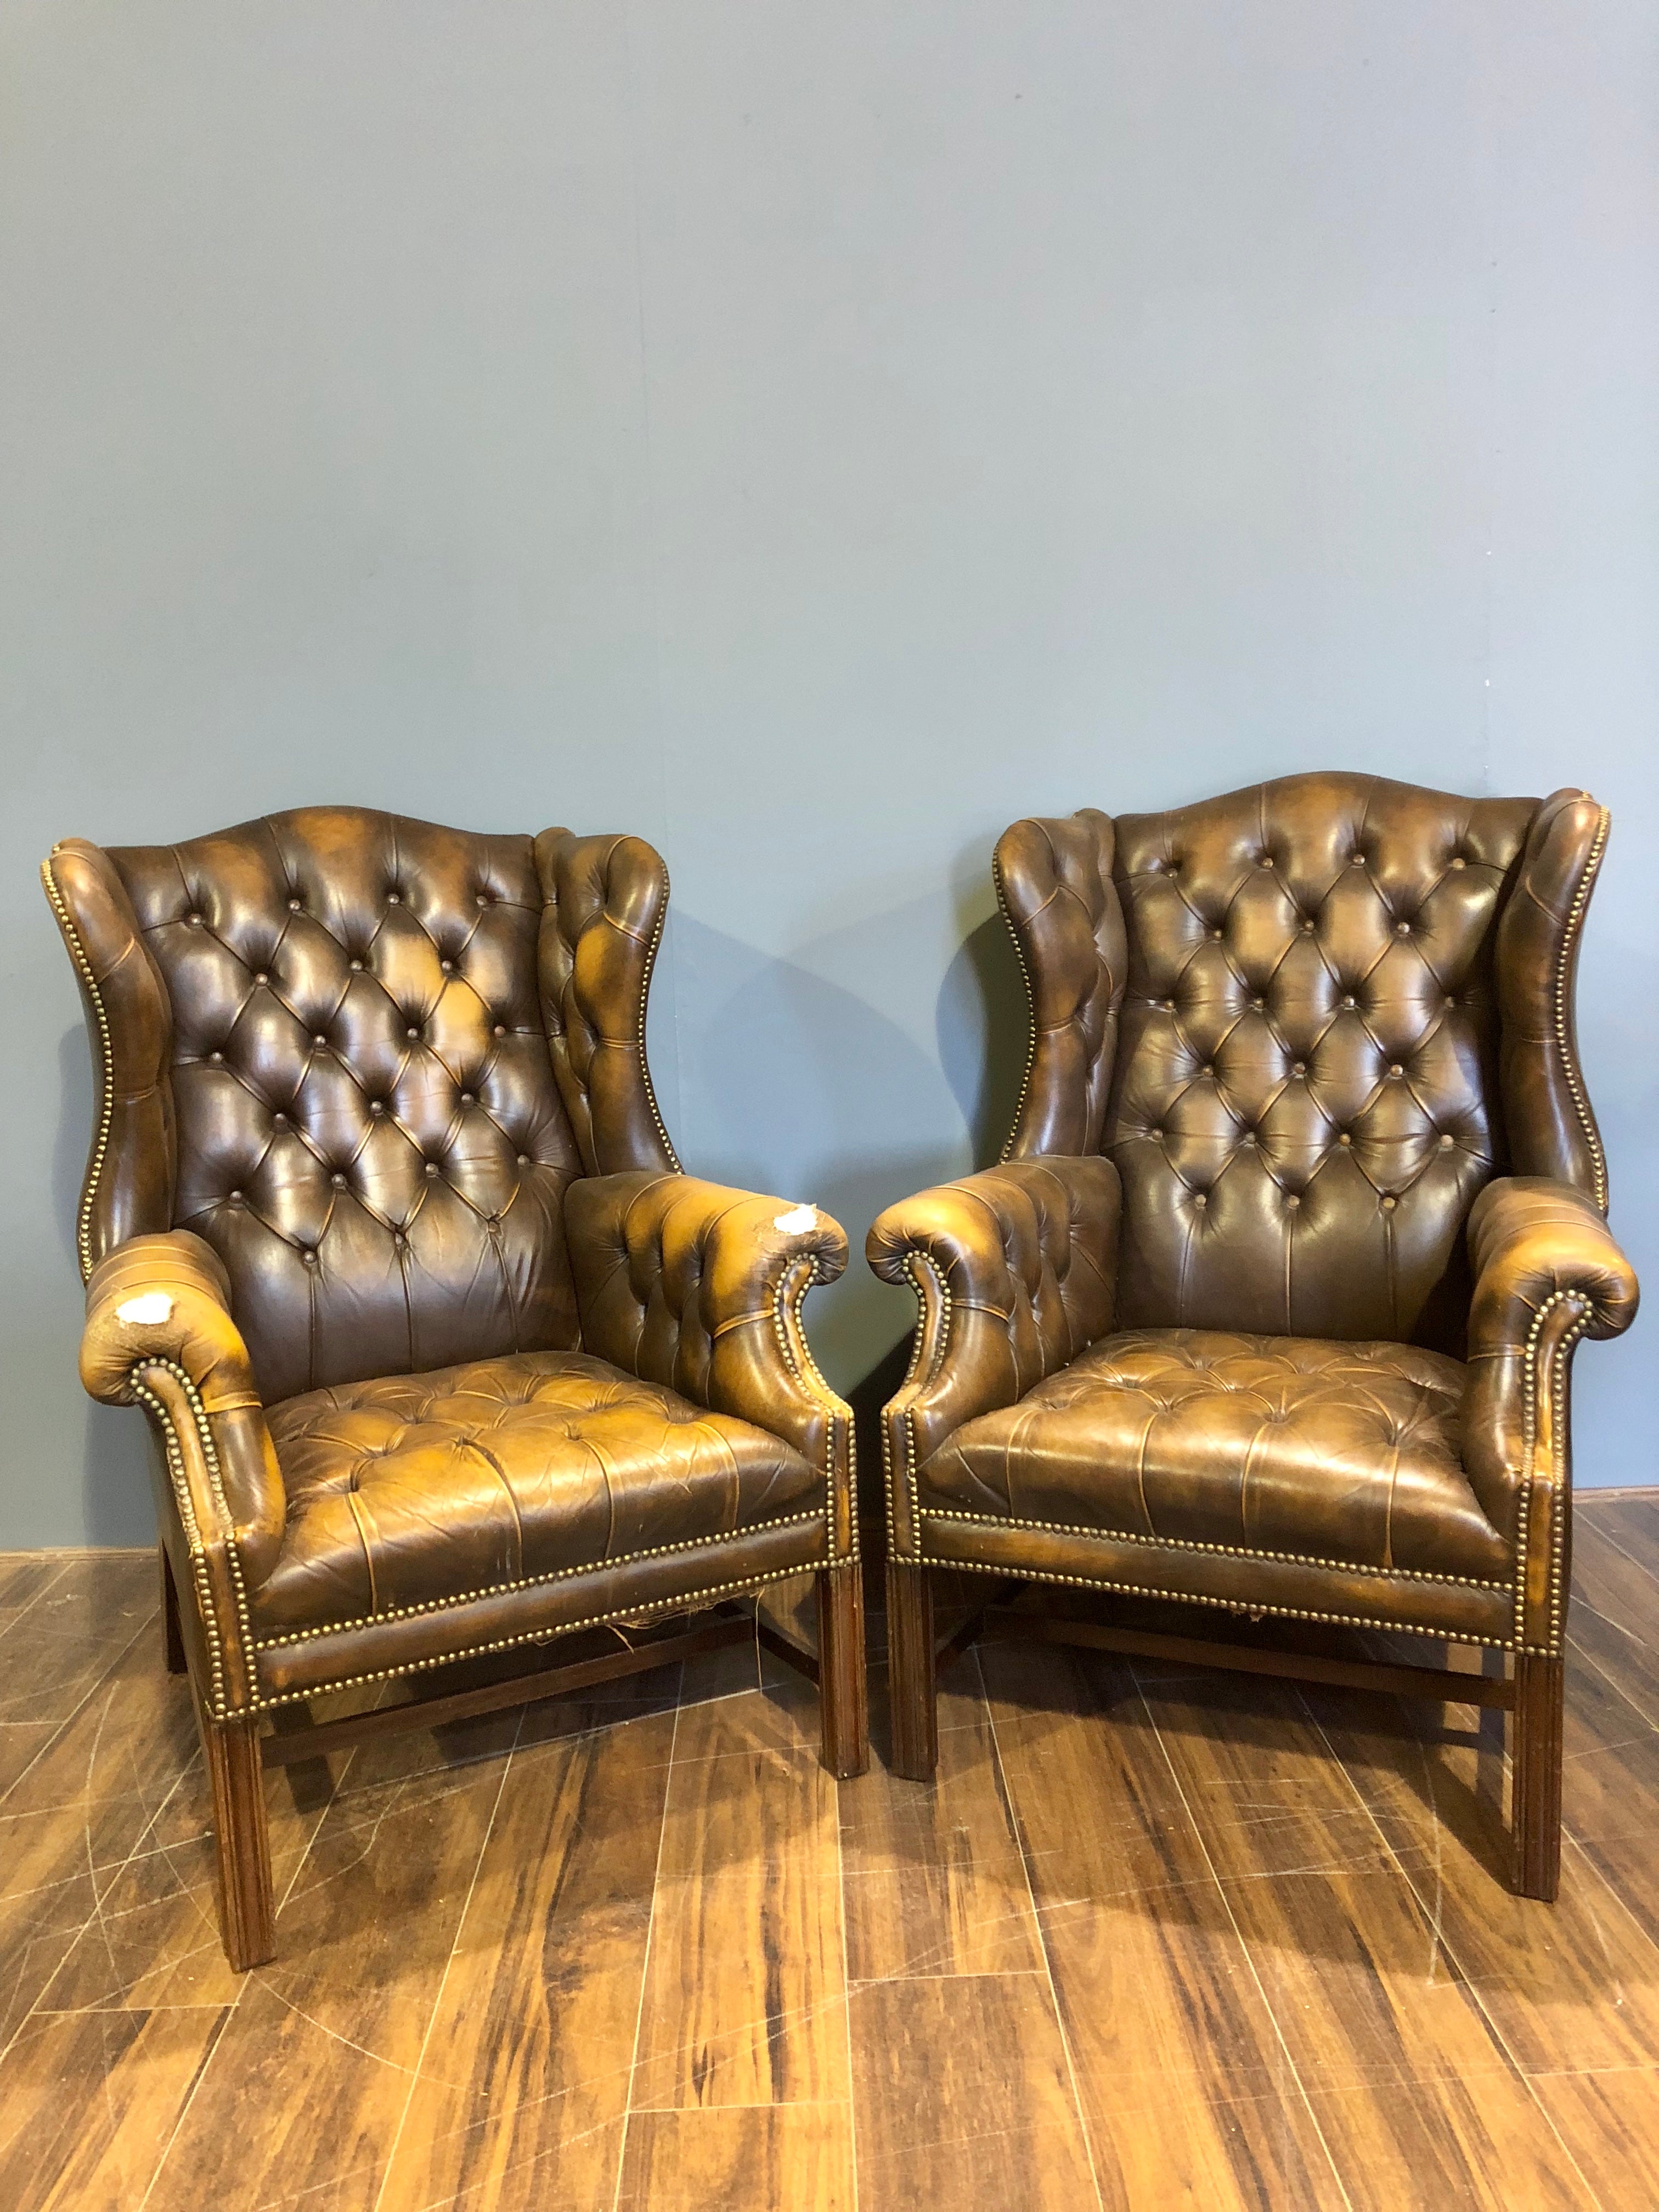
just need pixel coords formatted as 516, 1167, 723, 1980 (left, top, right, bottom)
886, 1559, 938, 1781
816, 1561, 870, 1779
204, 1713, 276, 1970
160, 1548, 188, 1675
1513, 1652, 1564, 1901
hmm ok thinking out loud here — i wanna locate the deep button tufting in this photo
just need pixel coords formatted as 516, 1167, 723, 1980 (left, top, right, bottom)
209, 1050, 224, 1064
916, 1327, 1506, 1583
369, 1100, 386, 1116
517, 1153, 531, 1167
187, 911, 204, 926
1192, 1193, 1207, 1209
476, 891, 491, 906
1350, 852, 1365, 867
228, 1188, 244, 1203
1395, 921, 1412, 937
301, 1249, 318, 1267
424, 1162, 439, 1179
349, 958, 364, 972
1291, 1062, 1306, 1077
312, 1033, 327, 1047
460, 1091, 476, 1106
1342, 995, 1356, 1009
1300, 916, 1315, 933
494, 1024, 507, 1038
1285, 1194, 1300, 1210
257, 1348, 827, 1638
1252, 996, 1266, 1011
387, 890, 402, 905
330, 1173, 347, 1188
1201, 1063, 1215, 1078
1389, 1063, 1404, 1079
1258, 855, 1273, 869
254, 971, 269, 986
441, 959, 454, 974
406, 1026, 420, 1040
1208, 927, 1223, 940
288, 897, 303, 912
1450, 855, 1467, 870
1381, 1195, 1398, 1211
272, 1114, 289, 1131
1150, 1127, 1164, 1142
1440, 1132, 1455, 1149
1338, 1131, 1353, 1146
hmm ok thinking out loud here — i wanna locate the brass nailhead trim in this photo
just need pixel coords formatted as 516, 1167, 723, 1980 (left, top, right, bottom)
252, 1558, 823, 1714
919, 1507, 1511, 1590
255, 1506, 826, 1647
1511, 1285, 1592, 1656
1554, 806, 1610, 1211
994, 850, 1040, 1165
924, 1550, 1517, 1650
130, 1374, 228, 1714
41, 857, 114, 1285
768, 1250, 859, 1565
637, 871, 682, 1172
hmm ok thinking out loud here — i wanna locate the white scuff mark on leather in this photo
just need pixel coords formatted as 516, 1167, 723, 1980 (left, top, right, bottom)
773, 1204, 818, 1234
116, 1292, 173, 1325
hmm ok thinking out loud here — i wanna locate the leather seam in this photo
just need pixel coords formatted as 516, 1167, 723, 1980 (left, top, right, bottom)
1511, 1285, 1592, 1654
919, 1508, 1510, 1588
41, 856, 114, 1285
249, 1558, 823, 1713
1554, 806, 1610, 1211
918, 1551, 1518, 1649
994, 849, 1039, 1163
252, 1505, 827, 1647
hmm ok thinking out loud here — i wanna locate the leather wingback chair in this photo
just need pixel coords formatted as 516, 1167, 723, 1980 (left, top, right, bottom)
869, 772, 1638, 1899
45, 808, 866, 1968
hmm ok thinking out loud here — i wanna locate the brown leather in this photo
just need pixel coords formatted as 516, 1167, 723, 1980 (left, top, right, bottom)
872, 772, 1639, 1656
867, 1156, 1120, 1554
258, 1351, 825, 1636
917, 1330, 1504, 1582
568, 1170, 855, 1547
49, 806, 854, 1720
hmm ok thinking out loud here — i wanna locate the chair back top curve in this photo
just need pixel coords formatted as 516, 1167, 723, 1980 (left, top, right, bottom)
43, 806, 679, 1403
996, 771, 1610, 1349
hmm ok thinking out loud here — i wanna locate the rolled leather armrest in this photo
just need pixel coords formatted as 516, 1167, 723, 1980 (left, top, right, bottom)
81, 1232, 287, 1712
1462, 1176, 1639, 1649
867, 1156, 1121, 1554
566, 1172, 854, 1545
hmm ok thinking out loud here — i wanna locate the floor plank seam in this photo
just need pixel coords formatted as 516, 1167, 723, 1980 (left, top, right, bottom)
1128, 1658, 1359, 2212
974, 1646, 1108, 2212
611, 1655, 685, 2212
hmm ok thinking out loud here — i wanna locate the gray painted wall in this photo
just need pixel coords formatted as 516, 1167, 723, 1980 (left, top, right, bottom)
2, 1, 1653, 1545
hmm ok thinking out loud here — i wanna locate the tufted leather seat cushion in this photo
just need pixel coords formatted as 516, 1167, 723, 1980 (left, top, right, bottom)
256, 1349, 825, 1637
915, 1328, 1507, 1583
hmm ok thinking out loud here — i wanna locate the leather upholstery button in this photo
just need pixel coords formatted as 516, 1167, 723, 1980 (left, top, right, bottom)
1341, 995, 1356, 1009
349, 958, 364, 972
517, 1153, 531, 1167
1208, 928, 1222, 940
1395, 921, 1411, 936
425, 1161, 439, 1178
1252, 996, 1266, 1011
254, 972, 269, 986
392, 1232, 406, 1248
407, 1026, 420, 1040
1285, 1194, 1300, 1209
288, 897, 303, 911
476, 891, 491, 907
1300, 917, 1315, 933
228, 1189, 243, 1203
387, 890, 402, 904
1450, 855, 1467, 870
1381, 1195, 1398, 1211
1338, 1131, 1352, 1146
330, 1173, 346, 1188
272, 1114, 289, 1130
1291, 1062, 1306, 1077
369, 1101, 385, 1115
1389, 1064, 1404, 1077
1201, 1064, 1215, 1078
1350, 853, 1365, 866
460, 1092, 476, 1106
493, 1025, 507, 1039
1439, 1132, 1455, 1149
187, 911, 203, 926
312, 1034, 327, 1047
1258, 856, 1273, 869
209, 1051, 224, 1064
1149, 1127, 1163, 1142
441, 960, 453, 974
301, 1249, 318, 1266
1192, 1193, 1207, 1209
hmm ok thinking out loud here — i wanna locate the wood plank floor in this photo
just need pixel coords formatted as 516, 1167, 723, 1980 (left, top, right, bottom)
3, 1498, 1659, 2210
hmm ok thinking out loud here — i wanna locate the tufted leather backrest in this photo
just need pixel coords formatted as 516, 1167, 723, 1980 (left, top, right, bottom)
44, 808, 680, 1405
1000, 772, 1610, 1348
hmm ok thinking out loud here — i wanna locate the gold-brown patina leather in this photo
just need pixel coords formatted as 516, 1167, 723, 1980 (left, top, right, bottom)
871, 774, 1638, 1658
49, 810, 860, 1723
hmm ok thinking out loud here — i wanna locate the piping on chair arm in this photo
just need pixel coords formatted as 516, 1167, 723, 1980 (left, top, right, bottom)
1461, 1176, 1639, 1653
80, 1231, 287, 1716
566, 1172, 856, 1554
867, 1155, 1122, 1558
